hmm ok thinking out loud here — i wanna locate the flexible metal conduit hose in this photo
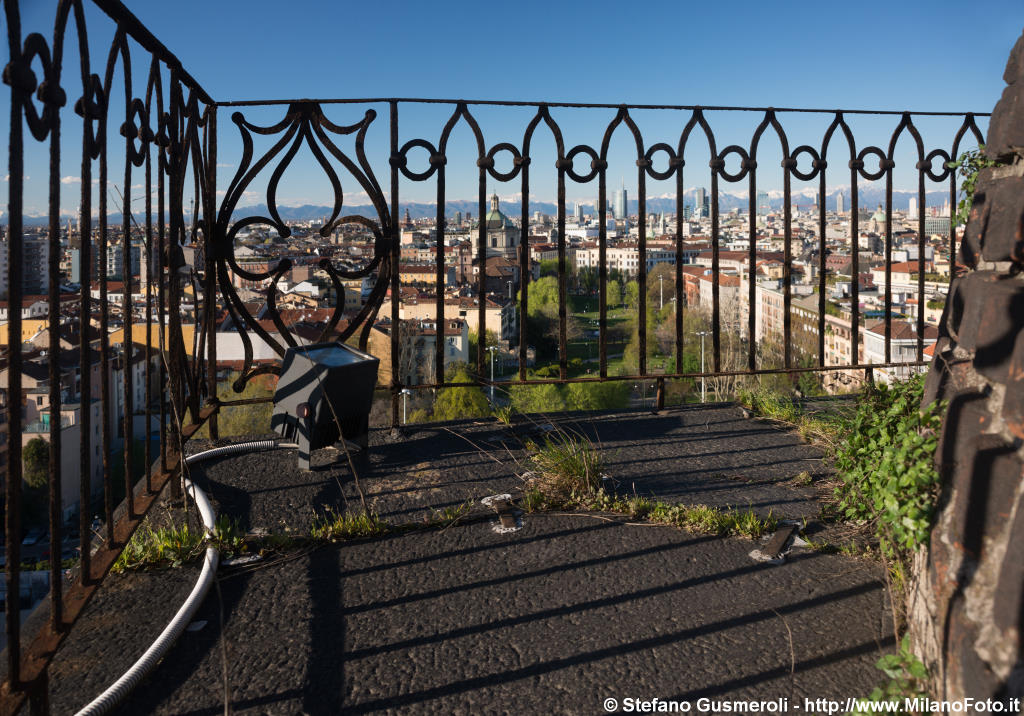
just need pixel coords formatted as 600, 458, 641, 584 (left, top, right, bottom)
75, 439, 293, 716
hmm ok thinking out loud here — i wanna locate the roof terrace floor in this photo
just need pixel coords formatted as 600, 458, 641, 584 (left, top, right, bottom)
47, 403, 892, 715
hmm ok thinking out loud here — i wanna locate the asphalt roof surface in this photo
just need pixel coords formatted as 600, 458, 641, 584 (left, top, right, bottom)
45, 404, 892, 715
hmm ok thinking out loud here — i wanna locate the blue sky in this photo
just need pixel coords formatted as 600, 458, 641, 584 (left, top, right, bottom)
4, 0, 1021, 216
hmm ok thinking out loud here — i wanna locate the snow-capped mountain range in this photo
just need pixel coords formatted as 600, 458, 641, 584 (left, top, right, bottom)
18, 186, 952, 226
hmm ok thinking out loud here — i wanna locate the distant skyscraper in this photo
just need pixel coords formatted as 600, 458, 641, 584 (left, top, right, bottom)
756, 190, 770, 216
907, 196, 917, 218
574, 202, 583, 223
694, 188, 707, 218
614, 181, 628, 220
455, 210, 463, 226
594, 197, 604, 219
836, 191, 844, 216
1, 232, 48, 296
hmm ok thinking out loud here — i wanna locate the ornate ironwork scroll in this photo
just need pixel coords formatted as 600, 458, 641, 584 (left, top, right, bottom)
214, 101, 392, 392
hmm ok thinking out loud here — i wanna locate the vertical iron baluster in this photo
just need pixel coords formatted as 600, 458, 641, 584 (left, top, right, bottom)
781, 151, 793, 370
143, 65, 154, 494
747, 155, 757, 370
121, 46, 134, 519
98, 38, 112, 540
916, 146, 926, 362
710, 157, 721, 372
78, 69, 94, 587
948, 141, 959, 271
817, 157, 827, 367
850, 156, 860, 369
476, 145, 487, 380
166, 72, 185, 496
434, 149, 445, 386
389, 101, 400, 426
882, 116, 910, 365
5, 0, 25, 685
597, 164, 608, 378
206, 107, 218, 439
674, 148, 684, 377
884, 156, 893, 365
157, 82, 167, 476
632, 117, 647, 378
46, 19, 64, 630
518, 124, 532, 383
556, 156, 567, 381
518, 113, 535, 383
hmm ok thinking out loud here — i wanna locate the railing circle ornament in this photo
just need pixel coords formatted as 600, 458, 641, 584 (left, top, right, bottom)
564, 145, 601, 182
856, 146, 888, 181
922, 148, 953, 182
644, 143, 677, 180
484, 142, 523, 181
789, 145, 821, 181
716, 146, 749, 182
398, 138, 439, 180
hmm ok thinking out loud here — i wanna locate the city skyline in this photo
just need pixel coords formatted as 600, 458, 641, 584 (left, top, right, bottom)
2, 1, 1019, 217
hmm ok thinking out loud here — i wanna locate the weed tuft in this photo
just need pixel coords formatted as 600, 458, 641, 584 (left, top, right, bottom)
526, 430, 603, 503
792, 471, 813, 485
113, 523, 205, 572
425, 501, 472, 528
210, 515, 245, 556
736, 387, 849, 455
521, 488, 548, 513
493, 405, 515, 426
310, 509, 388, 541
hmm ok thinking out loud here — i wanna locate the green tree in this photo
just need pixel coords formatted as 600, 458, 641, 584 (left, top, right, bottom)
22, 437, 50, 529
432, 367, 491, 420
407, 408, 431, 424
606, 280, 622, 309
468, 329, 502, 368
622, 301, 662, 375
566, 381, 630, 411
509, 383, 567, 414
23, 437, 49, 489
197, 372, 275, 438
520, 276, 583, 363
539, 258, 559, 277
624, 280, 640, 310
647, 263, 676, 312
523, 275, 560, 317
577, 266, 597, 295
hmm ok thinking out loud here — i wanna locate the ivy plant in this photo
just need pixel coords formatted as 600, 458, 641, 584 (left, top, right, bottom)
833, 374, 944, 551
849, 635, 930, 715
950, 146, 1001, 228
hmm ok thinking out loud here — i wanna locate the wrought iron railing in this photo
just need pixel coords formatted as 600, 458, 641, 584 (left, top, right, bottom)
2, 1, 217, 711
215, 96, 984, 419
1, 0, 987, 712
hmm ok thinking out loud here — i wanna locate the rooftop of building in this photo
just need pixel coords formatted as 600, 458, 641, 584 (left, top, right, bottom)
39, 403, 892, 714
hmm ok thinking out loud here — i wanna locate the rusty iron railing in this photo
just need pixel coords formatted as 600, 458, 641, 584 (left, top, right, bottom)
214, 97, 984, 422
1, 0, 989, 712
2, 0, 217, 712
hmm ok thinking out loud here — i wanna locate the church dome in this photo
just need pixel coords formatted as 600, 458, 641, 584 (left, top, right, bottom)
485, 194, 510, 229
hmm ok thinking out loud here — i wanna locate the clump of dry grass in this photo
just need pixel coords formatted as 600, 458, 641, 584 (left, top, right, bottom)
525, 429, 603, 504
